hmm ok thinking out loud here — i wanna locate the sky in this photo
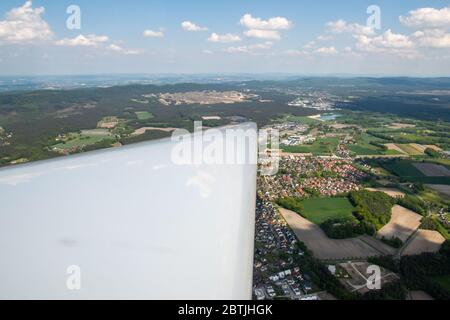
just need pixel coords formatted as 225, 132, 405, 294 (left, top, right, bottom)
0, 0, 450, 76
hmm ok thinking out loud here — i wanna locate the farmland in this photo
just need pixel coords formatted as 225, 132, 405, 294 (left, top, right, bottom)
281, 137, 339, 155
401, 230, 446, 256
51, 129, 114, 153
348, 133, 400, 156
298, 197, 355, 225
278, 114, 320, 125
279, 208, 395, 260
135, 111, 154, 120
377, 205, 422, 243
382, 160, 450, 185
413, 163, 450, 177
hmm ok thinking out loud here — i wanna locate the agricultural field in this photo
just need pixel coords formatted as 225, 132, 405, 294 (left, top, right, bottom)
396, 144, 424, 156
131, 127, 178, 136
387, 122, 416, 130
348, 144, 397, 156
377, 205, 422, 242
135, 111, 154, 120
365, 187, 405, 198
51, 130, 115, 153
278, 114, 320, 125
382, 160, 450, 185
401, 229, 446, 256
97, 116, 119, 129
281, 137, 339, 155
348, 133, 399, 156
384, 143, 407, 155
426, 184, 450, 197
414, 163, 450, 177
279, 208, 395, 260
298, 197, 355, 225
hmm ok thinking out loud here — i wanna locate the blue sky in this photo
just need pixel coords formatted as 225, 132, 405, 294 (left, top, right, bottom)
0, 0, 449, 75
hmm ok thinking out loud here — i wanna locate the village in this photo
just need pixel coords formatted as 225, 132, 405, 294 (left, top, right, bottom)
258, 156, 368, 201
253, 199, 325, 300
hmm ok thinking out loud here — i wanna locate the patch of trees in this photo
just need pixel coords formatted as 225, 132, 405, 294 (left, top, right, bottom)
320, 218, 375, 239
380, 236, 403, 248
275, 197, 304, 215
420, 216, 438, 230
368, 256, 400, 273
397, 195, 427, 215
360, 281, 407, 300
424, 148, 440, 158
302, 187, 321, 197
349, 190, 396, 230
400, 241, 450, 299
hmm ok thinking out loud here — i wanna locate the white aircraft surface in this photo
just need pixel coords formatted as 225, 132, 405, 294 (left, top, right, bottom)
0, 123, 257, 299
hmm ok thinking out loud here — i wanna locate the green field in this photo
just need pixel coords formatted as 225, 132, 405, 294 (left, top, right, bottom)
135, 111, 154, 120
52, 131, 114, 150
384, 160, 425, 177
80, 129, 111, 136
279, 114, 320, 125
348, 133, 401, 156
383, 160, 450, 185
299, 197, 356, 224
282, 137, 339, 155
396, 144, 423, 155
349, 144, 399, 156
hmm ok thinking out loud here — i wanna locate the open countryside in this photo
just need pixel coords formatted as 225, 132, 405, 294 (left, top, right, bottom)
297, 197, 355, 225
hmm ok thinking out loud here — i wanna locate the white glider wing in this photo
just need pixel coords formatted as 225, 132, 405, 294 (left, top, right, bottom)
0, 123, 257, 299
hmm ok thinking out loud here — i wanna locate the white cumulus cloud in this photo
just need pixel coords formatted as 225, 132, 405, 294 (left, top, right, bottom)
413, 29, 450, 48
0, 0, 53, 43
181, 21, 208, 32
224, 41, 273, 54
56, 34, 141, 55
239, 14, 292, 41
55, 34, 109, 47
326, 19, 375, 36
244, 29, 281, 40
143, 29, 164, 38
314, 46, 338, 55
239, 14, 292, 30
207, 32, 241, 43
356, 29, 414, 51
400, 6, 450, 29
107, 44, 141, 55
